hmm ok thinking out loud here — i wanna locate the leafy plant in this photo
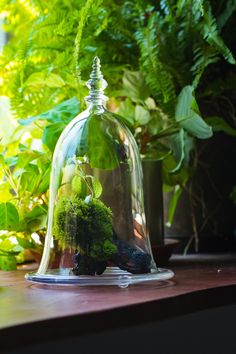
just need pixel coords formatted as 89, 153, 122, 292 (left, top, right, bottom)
114, 1, 236, 249
0, 97, 80, 269
0, 0, 235, 262
54, 163, 116, 275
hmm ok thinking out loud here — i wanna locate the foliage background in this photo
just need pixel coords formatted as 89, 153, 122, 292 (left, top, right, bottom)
0, 0, 236, 268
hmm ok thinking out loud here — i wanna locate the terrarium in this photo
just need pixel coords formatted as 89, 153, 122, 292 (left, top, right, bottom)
26, 57, 174, 287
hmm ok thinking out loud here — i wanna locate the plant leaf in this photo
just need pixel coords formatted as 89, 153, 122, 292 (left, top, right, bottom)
46, 73, 65, 88
19, 97, 80, 126
0, 202, 19, 231
17, 150, 43, 168
135, 105, 151, 125
87, 116, 120, 170
118, 99, 135, 128
24, 72, 65, 88
169, 129, 185, 173
0, 182, 13, 203
206, 116, 236, 137
175, 85, 213, 139
122, 71, 150, 102
72, 175, 83, 195
92, 176, 102, 198
42, 123, 64, 151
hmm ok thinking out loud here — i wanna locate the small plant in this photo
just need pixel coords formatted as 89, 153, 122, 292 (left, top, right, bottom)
54, 196, 116, 273
53, 158, 116, 275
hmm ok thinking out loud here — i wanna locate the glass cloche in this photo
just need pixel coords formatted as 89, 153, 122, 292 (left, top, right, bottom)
26, 57, 174, 287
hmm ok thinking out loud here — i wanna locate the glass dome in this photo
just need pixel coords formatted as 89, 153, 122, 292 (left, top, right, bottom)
26, 57, 174, 287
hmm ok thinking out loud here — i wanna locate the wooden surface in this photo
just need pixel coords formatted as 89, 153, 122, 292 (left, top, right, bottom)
1, 254, 236, 351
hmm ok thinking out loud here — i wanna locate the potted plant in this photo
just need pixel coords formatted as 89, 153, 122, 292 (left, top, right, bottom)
111, 1, 236, 257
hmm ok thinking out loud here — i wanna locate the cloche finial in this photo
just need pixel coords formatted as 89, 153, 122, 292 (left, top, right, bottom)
85, 56, 108, 105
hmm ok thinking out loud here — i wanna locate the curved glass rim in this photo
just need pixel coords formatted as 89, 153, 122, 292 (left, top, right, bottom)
25, 267, 174, 288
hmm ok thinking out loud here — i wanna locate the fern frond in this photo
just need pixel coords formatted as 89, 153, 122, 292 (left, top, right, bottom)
191, 46, 220, 88
176, 0, 204, 17
73, 0, 103, 81
200, 6, 236, 65
217, 0, 236, 31
135, 13, 176, 113
10, 72, 27, 117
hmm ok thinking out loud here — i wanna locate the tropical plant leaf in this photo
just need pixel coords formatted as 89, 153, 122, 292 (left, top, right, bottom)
175, 85, 213, 139
18, 97, 80, 125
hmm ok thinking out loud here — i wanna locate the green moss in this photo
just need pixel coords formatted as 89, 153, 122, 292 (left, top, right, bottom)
53, 196, 116, 261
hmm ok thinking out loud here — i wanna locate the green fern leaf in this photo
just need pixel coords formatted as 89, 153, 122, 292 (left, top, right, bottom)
191, 46, 220, 88
201, 8, 236, 65
135, 13, 176, 112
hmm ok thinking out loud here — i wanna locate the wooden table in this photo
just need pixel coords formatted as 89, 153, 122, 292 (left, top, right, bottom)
1, 254, 236, 352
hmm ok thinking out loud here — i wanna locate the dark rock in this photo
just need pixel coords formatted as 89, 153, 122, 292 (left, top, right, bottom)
72, 252, 107, 276
112, 233, 151, 274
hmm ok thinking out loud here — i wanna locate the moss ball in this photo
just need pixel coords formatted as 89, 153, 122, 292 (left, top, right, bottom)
53, 195, 116, 261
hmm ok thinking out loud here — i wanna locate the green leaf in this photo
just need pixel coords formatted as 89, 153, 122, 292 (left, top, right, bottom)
206, 117, 236, 137
0, 255, 17, 271
71, 175, 87, 197
24, 72, 65, 88
92, 176, 102, 198
135, 105, 151, 125
201, 12, 236, 65
87, 116, 120, 170
42, 123, 64, 151
144, 142, 171, 161
20, 164, 40, 193
169, 129, 185, 173
0, 182, 13, 203
147, 108, 169, 136
26, 216, 47, 232
0, 238, 22, 255
162, 155, 190, 187
36, 165, 51, 194
16, 237, 34, 249
46, 73, 65, 88
122, 71, 150, 102
0, 202, 19, 231
19, 97, 80, 126
25, 205, 47, 220
24, 72, 45, 87
175, 85, 213, 139
24, 205, 48, 231
17, 150, 43, 168
118, 99, 135, 128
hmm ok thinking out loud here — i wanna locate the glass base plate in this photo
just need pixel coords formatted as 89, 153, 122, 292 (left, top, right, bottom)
25, 267, 174, 288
